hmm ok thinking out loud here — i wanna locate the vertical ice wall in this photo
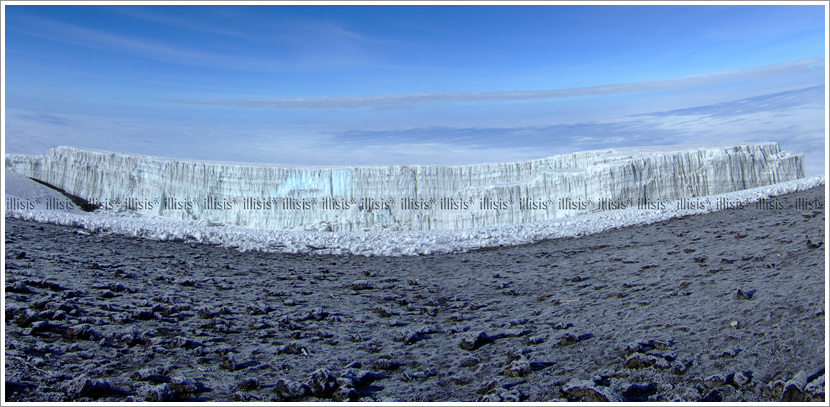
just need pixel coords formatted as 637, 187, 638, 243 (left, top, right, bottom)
5, 143, 804, 231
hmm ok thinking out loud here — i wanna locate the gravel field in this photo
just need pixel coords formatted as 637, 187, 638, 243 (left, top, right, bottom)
4, 186, 826, 402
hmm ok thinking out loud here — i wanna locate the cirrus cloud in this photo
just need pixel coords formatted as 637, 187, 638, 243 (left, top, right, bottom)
167, 57, 825, 109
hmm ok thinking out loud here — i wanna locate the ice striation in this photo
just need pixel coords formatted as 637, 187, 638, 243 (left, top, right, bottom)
4, 175, 824, 256
5, 143, 804, 232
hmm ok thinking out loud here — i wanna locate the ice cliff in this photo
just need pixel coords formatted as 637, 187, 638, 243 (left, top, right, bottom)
5, 143, 804, 232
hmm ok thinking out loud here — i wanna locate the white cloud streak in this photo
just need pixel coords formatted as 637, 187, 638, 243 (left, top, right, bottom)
10, 16, 272, 70
106, 6, 251, 38
8, 14, 372, 72
168, 57, 825, 109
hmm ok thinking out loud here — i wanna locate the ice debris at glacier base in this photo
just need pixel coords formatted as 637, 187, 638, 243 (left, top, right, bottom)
5, 143, 805, 232
3, 174, 824, 256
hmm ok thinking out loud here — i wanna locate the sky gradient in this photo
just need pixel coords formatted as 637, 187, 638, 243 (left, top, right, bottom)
3, 3, 827, 176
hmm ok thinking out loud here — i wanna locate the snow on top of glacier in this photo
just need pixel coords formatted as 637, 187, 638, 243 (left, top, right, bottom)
15, 142, 787, 171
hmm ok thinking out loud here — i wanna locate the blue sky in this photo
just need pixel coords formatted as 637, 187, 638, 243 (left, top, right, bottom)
3, 3, 827, 175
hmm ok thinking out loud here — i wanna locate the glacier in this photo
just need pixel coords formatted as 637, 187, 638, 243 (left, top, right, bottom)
3, 174, 824, 256
5, 143, 805, 233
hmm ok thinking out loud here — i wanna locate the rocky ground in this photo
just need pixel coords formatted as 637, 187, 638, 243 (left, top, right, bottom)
4, 186, 826, 402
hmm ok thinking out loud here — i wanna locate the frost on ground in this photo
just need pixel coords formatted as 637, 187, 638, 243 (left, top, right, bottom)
3, 170, 826, 256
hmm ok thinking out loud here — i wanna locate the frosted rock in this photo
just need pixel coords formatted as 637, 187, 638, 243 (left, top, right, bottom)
562, 378, 624, 402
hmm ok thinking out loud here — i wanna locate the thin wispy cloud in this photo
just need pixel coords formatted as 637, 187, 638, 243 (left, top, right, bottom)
169, 57, 825, 109
109, 6, 373, 44
634, 85, 825, 118
8, 14, 372, 72
107, 6, 251, 38
10, 16, 262, 69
